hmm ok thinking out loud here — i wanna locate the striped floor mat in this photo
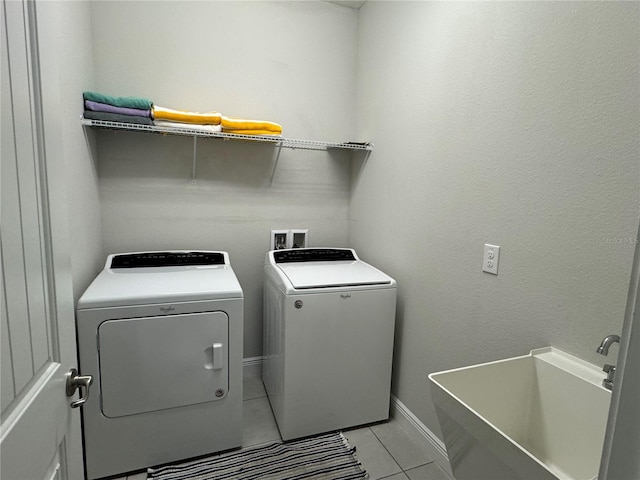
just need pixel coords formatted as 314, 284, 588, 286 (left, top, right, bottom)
147, 432, 368, 480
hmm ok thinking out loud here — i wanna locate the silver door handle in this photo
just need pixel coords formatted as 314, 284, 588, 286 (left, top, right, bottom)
66, 368, 93, 408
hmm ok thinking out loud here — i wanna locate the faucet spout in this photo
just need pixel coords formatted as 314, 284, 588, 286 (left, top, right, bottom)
596, 334, 620, 356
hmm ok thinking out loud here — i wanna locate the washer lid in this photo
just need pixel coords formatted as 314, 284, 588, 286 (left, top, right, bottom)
277, 261, 394, 289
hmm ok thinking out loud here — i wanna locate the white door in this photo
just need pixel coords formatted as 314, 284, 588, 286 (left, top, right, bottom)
599, 222, 640, 480
1, 1, 84, 479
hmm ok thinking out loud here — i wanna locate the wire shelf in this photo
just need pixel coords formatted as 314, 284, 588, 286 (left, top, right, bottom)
81, 118, 372, 152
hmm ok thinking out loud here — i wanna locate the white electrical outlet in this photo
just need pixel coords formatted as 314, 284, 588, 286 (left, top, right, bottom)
483, 244, 500, 275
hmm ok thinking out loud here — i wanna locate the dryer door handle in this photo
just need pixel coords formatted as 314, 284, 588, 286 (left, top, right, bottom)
66, 368, 93, 408
212, 343, 224, 370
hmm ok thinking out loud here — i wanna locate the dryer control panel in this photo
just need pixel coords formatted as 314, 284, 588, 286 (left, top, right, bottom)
111, 251, 226, 268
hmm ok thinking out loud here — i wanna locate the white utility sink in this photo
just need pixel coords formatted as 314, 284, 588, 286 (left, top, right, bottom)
428, 347, 611, 480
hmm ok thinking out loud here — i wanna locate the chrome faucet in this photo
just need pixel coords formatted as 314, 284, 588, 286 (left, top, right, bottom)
597, 334, 620, 355
597, 334, 620, 390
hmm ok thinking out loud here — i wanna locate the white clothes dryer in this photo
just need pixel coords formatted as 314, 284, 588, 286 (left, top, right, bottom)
263, 248, 397, 441
76, 251, 243, 479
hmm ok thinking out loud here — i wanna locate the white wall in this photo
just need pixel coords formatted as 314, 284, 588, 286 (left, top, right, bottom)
36, 1, 103, 302
90, 1, 358, 357
353, 1, 640, 438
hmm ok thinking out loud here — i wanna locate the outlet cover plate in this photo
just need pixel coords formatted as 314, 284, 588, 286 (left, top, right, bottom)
483, 244, 500, 275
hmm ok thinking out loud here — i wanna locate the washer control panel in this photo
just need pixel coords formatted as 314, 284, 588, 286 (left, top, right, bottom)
273, 248, 356, 264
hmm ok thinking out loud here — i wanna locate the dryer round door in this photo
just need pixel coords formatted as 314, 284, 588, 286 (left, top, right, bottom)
97, 311, 229, 418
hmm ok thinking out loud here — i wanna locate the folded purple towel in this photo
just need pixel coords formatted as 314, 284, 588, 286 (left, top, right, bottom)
83, 110, 153, 125
84, 100, 151, 118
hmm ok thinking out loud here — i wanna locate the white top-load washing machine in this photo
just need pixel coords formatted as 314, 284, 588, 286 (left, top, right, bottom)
263, 248, 397, 441
76, 251, 243, 479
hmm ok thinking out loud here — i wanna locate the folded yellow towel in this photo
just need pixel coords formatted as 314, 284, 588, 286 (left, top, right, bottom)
153, 106, 222, 125
221, 116, 282, 133
223, 129, 282, 136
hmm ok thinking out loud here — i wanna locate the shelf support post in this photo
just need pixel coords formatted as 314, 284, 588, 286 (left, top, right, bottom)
269, 142, 284, 187
191, 135, 197, 184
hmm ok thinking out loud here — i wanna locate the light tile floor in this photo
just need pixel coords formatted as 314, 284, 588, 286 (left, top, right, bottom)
120, 376, 452, 480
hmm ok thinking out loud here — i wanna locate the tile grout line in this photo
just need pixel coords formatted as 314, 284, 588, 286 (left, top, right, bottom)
366, 426, 404, 476
368, 425, 436, 478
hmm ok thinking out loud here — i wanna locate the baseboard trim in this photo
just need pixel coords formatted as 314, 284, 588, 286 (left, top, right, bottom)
390, 395, 453, 477
243, 356, 264, 378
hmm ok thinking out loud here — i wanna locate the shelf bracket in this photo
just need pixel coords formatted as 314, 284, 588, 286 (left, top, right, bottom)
191, 135, 197, 184
269, 142, 284, 187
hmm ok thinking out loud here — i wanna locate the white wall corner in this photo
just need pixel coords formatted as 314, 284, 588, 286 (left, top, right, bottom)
390, 395, 453, 478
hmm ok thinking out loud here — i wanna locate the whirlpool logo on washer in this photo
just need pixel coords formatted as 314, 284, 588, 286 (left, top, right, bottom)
294, 300, 303, 309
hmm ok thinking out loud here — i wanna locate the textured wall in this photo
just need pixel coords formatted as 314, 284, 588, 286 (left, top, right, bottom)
90, 1, 357, 357
38, 1, 103, 302
353, 1, 640, 438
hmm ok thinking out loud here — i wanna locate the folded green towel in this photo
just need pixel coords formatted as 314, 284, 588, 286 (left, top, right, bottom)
83, 91, 152, 110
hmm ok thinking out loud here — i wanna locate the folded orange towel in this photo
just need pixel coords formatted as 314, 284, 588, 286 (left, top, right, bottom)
221, 116, 282, 134
153, 106, 222, 125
